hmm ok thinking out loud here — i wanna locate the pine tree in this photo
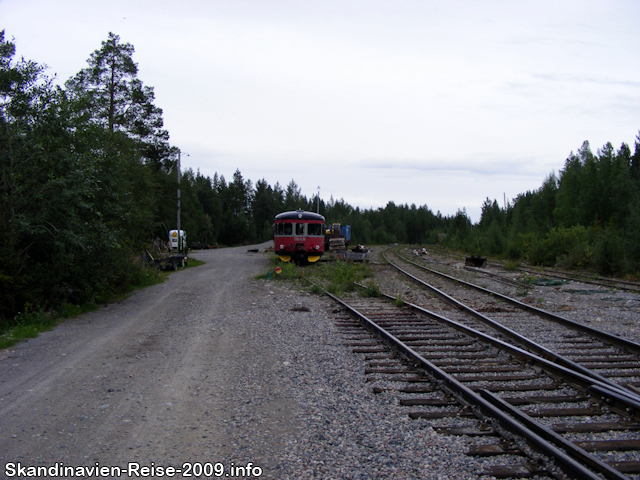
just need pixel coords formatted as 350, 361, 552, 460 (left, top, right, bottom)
65, 32, 172, 169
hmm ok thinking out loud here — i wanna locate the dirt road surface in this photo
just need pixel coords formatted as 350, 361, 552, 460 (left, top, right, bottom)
0, 243, 297, 478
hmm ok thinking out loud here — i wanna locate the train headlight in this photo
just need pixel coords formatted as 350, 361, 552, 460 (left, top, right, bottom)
315, 245, 320, 250
280, 244, 285, 250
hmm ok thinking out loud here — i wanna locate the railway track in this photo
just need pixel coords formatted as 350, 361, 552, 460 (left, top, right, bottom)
305, 246, 640, 478
421, 246, 640, 294
384, 248, 640, 399
326, 289, 640, 479
503, 264, 640, 295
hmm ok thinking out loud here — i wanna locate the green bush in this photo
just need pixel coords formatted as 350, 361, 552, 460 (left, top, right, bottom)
0, 260, 168, 349
361, 281, 382, 297
394, 294, 405, 307
56, 302, 99, 319
503, 260, 521, 271
505, 232, 534, 260
526, 226, 589, 267
592, 228, 625, 276
556, 242, 592, 270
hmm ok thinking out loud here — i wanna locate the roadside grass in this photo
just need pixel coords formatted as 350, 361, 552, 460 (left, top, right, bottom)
0, 260, 200, 350
0, 304, 59, 349
273, 259, 301, 280
185, 259, 206, 269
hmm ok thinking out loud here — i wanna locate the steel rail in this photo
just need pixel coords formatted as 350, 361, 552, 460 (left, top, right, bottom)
382, 250, 640, 400
392, 248, 640, 356
478, 389, 628, 480
418, 247, 640, 293
463, 265, 522, 287
324, 287, 627, 480
512, 264, 640, 294
360, 284, 640, 411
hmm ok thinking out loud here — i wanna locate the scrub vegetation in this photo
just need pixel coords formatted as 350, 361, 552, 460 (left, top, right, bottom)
264, 257, 374, 296
2, 30, 639, 329
305, 261, 374, 296
361, 281, 382, 298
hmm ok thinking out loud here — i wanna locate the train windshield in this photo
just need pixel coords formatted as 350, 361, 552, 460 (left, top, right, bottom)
275, 221, 323, 236
307, 223, 323, 236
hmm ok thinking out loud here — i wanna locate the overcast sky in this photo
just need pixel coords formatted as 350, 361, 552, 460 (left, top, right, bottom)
2, 0, 639, 221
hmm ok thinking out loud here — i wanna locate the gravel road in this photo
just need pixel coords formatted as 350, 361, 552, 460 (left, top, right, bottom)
0, 243, 484, 479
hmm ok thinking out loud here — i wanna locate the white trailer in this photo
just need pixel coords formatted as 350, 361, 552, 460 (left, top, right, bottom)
169, 230, 187, 253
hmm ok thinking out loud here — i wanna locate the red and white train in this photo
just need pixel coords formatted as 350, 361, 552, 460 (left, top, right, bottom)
273, 210, 325, 263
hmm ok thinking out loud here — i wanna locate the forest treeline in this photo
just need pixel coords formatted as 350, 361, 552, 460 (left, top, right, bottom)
458, 138, 640, 276
1, 31, 639, 323
176, 135, 640, 280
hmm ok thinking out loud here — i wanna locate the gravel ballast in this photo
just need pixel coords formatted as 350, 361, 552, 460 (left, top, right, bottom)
255, 285, 481, 479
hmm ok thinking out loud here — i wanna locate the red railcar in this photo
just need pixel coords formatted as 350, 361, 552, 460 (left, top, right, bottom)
273, 210, 325, 263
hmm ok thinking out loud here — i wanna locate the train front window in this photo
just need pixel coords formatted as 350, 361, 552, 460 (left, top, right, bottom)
295, 223, 305, 235
307, 223, 322, 236
283, 223, 292, 235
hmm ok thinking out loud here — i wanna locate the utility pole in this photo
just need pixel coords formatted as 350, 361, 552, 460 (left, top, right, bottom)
177, 149, 189, 254
177, 149, 181, 253
317, 186, 320, 213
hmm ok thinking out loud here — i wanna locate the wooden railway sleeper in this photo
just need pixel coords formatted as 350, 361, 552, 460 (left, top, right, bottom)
324, 282, 637, 479
383, 252, 640, 397
552, 421, 640, 434
479, 388, 630, 480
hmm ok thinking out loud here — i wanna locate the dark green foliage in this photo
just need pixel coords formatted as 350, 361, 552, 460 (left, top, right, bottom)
0, 31, 170, 323
453, 133, 640, 277
253, 179, 284, 241
64, 33, 171, 156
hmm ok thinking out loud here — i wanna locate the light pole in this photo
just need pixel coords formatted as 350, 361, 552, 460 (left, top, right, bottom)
177, 149, 189, 254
